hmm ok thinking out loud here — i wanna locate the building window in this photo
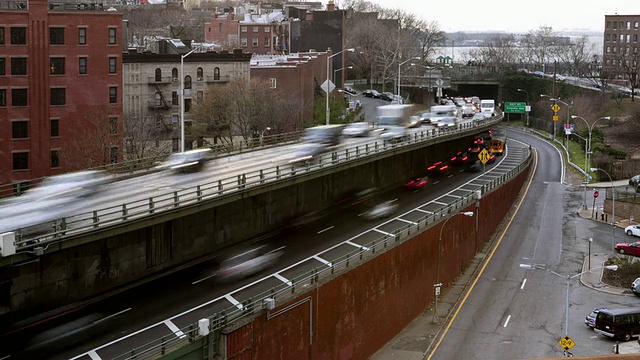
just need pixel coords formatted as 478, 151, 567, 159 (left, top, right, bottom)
13, 152, 28, 170
621, 34, 625, 42
51, 88, 66, 105
108, 28, 116, 44
253, 26, 259, 32
264, 37, 270, 47
109, 86, 117, 103
606, 21, 611, 29
0, 27, 4, 45
184, 75, 191, 89
172, 114, 178, 127
50, 27, 65, 45
10, 27, 26, 45
109, 57, 117, 74
252, 38, 258, 47
78, 27, 86, 45
627, 21, 631, 30
613, 21, 618, 29
613, 46, 617, 53
241, 38, 247, 47
51, 150, 59, 168
0, 89, 5, 106
172, 138, 179, 152
172, 91, 178, 105
627, 34, 631, 43
197, 90, 203, 101
109, 116, 118, 134
0, 58, 4, 75
109, 147, 118, 163
155, 92, 162, 107
51, 119, 59, 137
79, 57, 87, 74
636, 21, 639, 29
218, 23, 222, 32
185, 99, 191, 112
50, 57, 65, 75
264, 27, 270, 33
269, 78, 276, 89
155, 68, 161, 81
612, 33, 617, 41
11, 57, 27, 75
12, 89, 27, 106
197, 67, 203, 81
214, 67, 220, 80
172, 68, 178, 81
606, 34, 611, 41
620, 21, 624, 29
241, 26, 247, 32
12, 120, 28, 139
635, 34, 638, 42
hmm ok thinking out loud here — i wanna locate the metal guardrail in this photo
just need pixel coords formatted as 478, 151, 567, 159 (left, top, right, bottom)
0, 130, 305, 199
10, 115, 503, 250
104, 146, 531, 360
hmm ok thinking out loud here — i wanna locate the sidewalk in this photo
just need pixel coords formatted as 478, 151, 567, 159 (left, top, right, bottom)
370, 207, 640, 360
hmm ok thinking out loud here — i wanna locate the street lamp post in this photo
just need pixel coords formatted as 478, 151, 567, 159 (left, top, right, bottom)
571, 115, 611, 174
333, 66, 353, 88
519, 264, 618, 340
411, 63, 436, 104
590, 167, 617, 254
433, 211, 474, 324
326, 48, 355, 126
516, 88, 529, 126
180, 47, 202, 153
540, 94, 561, 141
260, 126, 271, 146
397, 57, 420, 98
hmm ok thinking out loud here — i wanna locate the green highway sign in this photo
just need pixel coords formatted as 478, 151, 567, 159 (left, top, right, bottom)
505, 102, 526, 113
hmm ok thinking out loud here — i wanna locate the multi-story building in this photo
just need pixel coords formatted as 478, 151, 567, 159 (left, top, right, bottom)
603, 14, 640, 86
122, 42, 251, 154
250, 50, 329, 123
0, 0, 124, 188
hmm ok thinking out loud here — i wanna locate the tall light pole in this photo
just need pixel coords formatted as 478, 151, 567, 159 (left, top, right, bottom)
433, 211, 474, 324
571, 115, 611, 173
590, 167, 617, 254
520, 264, 618, 340
516, 88, 529, 126
260, 126, 271, 146
397, 57, 420, 97
333, 66, 353, 88
412, 63, 435, 104
180, 47, 201, 153
540, 94, 559, 141
326, 48, 355, 126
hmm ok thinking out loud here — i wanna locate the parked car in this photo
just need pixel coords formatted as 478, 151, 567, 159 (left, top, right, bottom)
633, 278, 640, 295
625, 224, 640, 237
404, 176, 428, 191
363, 89, 381, 98
586, 308, 606, 328
160, 148, 213, 173
614, 241, 640, 256
342, 122, 370, 137
380, 92, 394, 101
344, 87, 357, 95
629, 175, 640, 187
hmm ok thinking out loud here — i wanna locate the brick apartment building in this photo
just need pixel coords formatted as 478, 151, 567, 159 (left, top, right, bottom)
250, 50, 329, 123
0, 0, 123, 187
603, 14, 640, 87
204, 12, 290, 55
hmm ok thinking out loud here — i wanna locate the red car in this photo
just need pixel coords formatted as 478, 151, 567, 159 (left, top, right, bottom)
615, 241, 640, 256
404, 176, 428, 191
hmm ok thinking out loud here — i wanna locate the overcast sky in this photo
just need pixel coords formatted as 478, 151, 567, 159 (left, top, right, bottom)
336, 1, 640, 33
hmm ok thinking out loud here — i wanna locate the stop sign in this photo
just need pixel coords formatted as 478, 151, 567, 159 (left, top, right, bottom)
594, 190, 599, 198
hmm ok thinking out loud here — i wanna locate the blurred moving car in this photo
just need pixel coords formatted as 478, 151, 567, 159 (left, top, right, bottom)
344, 87, 357, 95
217, 245, 284, 281
160, 148, 213, 173
633, 278, 640, 295
629, 175, 640, 187
426, 161, 452, 177
363, 200, 398, 220
29, 170, 109, 199
404, 176, 428, 191
625, 224, 640, 237
363, 89, 381, 98
342, 122, 370, 137
288, 143, 326, 165
586, 308, 606, 328
615, 241, 640, 256
461, 104, 476, 118
416, 111, 432, 125
303, 124, 344, 146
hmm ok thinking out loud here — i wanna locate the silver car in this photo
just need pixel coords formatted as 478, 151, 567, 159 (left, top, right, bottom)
363, 201, 398, 220
342, 122, 370, 137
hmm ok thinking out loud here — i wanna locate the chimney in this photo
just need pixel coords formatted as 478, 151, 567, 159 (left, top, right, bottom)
327, 0, 335, 12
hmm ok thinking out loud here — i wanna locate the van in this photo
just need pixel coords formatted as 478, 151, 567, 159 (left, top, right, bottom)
303, 125, 344, 147
594, 308, 640, 341
429, 105, 458, 125
376, 104, 414, 143
480, 99, 495, 117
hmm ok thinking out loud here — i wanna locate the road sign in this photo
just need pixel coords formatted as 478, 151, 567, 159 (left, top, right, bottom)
435, 79, 444, 87
551, 103, 561, 112
553, 115, 559, 121
478, 148, 491, 164
594, 190, 599, 198
321, 79, 335, 94
504, 102, 526, 113
558, 335, 575, 351
564, 124, 575, 135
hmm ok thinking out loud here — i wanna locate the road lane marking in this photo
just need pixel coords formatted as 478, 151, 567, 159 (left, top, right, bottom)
372, 228, 394, 236
414, 208, 433, 213
313, 255, 332, 266
87, 351, 101, 360
503, 315, 511, 327
346, 241, 370, 251
94, 308, 132, 325
317, 226, 334, 234
164, 320, 186, 339
396, 218, 417, 225
520, 278, 527, 290
192, 274, 216, 285
225, 294, 243, 310
432, 201, 447, 205
273, 273, 292, 286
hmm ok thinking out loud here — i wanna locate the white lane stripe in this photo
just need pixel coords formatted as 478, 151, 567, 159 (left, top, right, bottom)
372, 228, 393, 236
444, 193, 462, 198
396, 218, 417, 225
88, 351, 101, 360
225, 294, 243, 310
520, 278, 527, 290
503, 315, 511, 328
71, 136, 528, 360
346, 241, 370, 251
273, 273, 292, 286
414, 208, 432, 213
313, 255, 332, 266
432, 201, 447, 205
317, 226, 334, 234
192, 274, 216, 285
164, 320, 186, 339
93, 307, 132, 325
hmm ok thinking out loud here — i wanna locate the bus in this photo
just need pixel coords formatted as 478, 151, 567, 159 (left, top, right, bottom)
488, 129, 506, 156
594, 308, 640, 341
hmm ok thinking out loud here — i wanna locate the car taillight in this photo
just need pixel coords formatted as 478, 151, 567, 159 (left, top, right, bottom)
440, 165, 449, 171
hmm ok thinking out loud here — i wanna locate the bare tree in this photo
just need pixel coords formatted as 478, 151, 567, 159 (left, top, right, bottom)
123, 110, 171, 161
189, 83, 233, 146
521, 26, 557, 72
466, 34, 519, 68
611, 45, 640, 101
65, 105, 120, 169
556, 35, 596, 77
414, 20, 446, 63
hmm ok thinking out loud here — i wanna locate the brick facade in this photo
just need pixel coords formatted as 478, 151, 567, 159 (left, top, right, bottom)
204, 12, 290, 55
0, 0, 123, 186
603, 15, 640, 86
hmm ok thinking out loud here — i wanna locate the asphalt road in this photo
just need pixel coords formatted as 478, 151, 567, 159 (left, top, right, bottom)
429, 129, 640, 359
